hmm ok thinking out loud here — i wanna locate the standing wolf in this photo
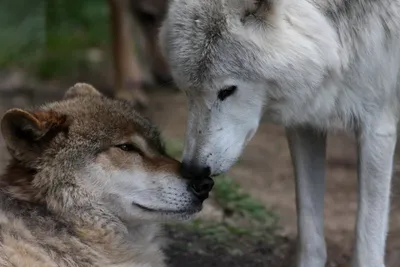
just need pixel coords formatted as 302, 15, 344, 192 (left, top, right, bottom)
159, 0, 400, 266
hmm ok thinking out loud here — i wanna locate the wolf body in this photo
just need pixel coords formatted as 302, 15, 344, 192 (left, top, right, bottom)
0, 83, 213, 267
160, 1, 400, 266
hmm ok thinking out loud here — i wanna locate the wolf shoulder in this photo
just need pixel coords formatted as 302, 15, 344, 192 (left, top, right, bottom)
322, 0, 400, 59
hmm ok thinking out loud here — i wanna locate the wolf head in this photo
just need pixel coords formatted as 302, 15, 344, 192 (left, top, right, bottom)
0, 83, 213, 222
160, 0, 341, 175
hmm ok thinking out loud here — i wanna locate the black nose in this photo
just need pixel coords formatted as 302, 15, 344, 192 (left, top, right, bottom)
180, 161, 211, 180
189, 177, 214, 201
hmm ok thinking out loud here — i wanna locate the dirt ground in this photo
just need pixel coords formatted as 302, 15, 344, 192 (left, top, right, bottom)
0, 80, 399, 266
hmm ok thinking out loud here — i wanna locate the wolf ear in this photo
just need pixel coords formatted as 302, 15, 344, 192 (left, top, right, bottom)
64, 83, 102, 100
232, 0, 286, 21
1, 109, 68, 162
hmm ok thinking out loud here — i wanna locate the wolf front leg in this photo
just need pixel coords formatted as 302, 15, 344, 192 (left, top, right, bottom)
286, 127, 327, 267
352, 115, 397, 267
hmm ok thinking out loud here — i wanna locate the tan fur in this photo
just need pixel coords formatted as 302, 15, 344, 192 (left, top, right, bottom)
0, 83, 211, 267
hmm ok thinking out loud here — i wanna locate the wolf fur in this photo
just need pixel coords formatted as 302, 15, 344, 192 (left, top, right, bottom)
159, 0, 400, 266
0, 83, 213, 267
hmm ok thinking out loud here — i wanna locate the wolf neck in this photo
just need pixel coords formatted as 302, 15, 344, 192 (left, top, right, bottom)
61, 207, 163, 265
0, 160, 160, 265
311, 0, 394, 33
309, 0, 392, 15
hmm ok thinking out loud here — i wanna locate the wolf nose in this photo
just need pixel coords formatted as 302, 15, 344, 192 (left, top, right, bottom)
180, 161, 211, 180
189, 177, 214, 201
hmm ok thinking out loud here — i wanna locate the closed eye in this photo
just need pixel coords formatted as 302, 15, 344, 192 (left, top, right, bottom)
115, 144, 143, 156
218, 86, 237, 101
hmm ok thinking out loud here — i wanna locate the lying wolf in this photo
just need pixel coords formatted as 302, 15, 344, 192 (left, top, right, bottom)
159, 0, 400, 266
0, 83, 213, 267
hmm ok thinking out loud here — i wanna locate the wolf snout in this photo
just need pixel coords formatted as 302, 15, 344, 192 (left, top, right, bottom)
180, 162, 214, 200
180, 161, 211, 180
189, 177, 214, 201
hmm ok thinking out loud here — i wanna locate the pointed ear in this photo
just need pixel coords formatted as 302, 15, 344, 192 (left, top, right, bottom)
64, 83, 102, 100
1, 108, 68, 161
231, 0, 286, 21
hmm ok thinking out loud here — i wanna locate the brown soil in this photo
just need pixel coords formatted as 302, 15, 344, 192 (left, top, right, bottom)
165, 224, 350, 267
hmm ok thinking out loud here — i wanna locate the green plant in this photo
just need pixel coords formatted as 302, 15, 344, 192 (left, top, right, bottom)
213, 175, 278, 227
0, 0, 110, 77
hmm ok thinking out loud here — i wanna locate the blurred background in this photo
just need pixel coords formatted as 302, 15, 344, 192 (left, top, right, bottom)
0, 1, 399, 266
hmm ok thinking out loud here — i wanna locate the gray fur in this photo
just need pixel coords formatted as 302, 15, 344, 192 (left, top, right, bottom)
160, 1, 400, 266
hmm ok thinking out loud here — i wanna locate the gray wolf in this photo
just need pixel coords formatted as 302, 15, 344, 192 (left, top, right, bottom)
0, 83, 213, 267
159, 0, 400, 266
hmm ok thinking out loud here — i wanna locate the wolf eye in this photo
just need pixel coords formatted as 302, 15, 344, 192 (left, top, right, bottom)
218, 86, 237, 101
115, 144, 142, 154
